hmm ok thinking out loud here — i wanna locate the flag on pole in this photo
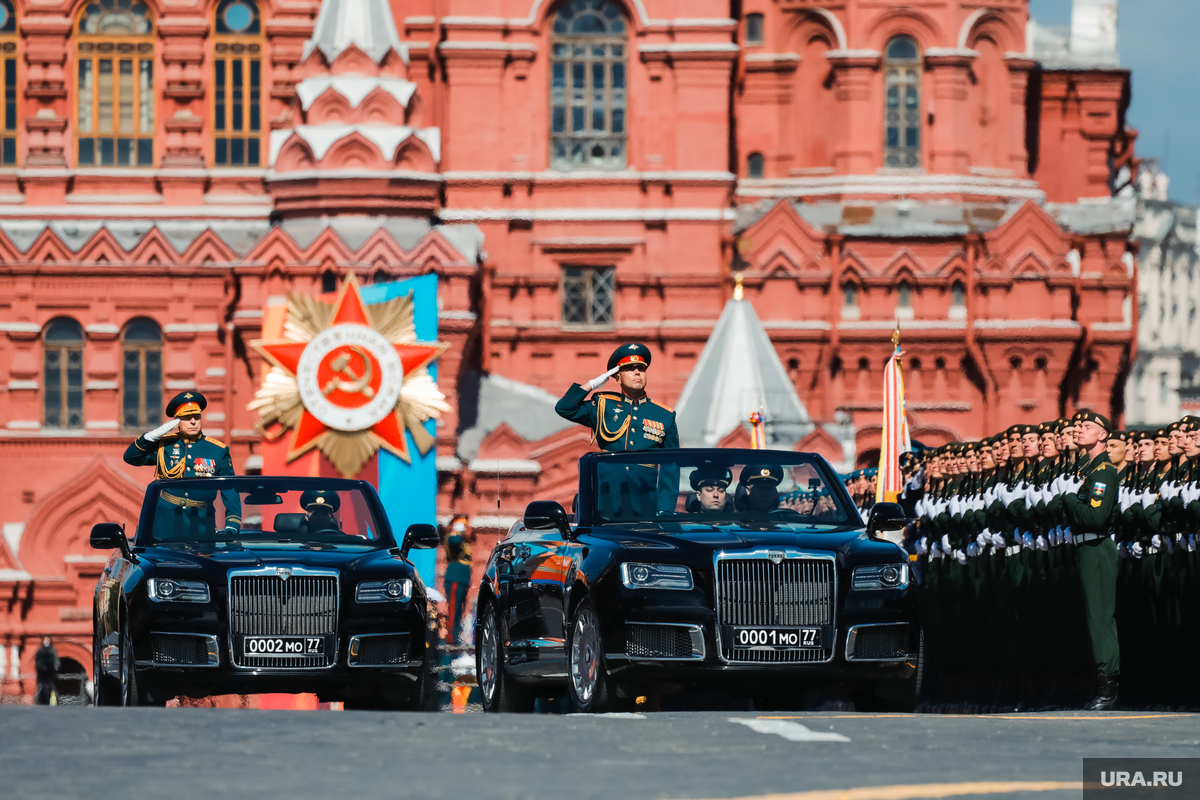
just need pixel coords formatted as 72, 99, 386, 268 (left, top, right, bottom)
876, 328, 911, 503
749, 411, 766, 449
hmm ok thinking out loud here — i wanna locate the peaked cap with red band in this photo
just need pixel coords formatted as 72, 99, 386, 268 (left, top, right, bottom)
607, 342, 652, 372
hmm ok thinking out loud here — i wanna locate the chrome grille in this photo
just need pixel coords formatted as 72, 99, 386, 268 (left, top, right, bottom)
626, 625, 692, 659
716, 554, 834, 664
229, 571, 338, 668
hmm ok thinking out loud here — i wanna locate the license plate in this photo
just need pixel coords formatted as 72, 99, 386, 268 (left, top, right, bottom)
731, 627, 821, 649
243, 636, 324, 656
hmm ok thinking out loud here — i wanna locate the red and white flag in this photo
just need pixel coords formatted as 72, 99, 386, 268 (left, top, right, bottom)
875, 338, 911, 503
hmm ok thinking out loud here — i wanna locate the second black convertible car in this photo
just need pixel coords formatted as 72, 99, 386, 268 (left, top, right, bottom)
475, 449, 920, 713
91, 476, 440, 708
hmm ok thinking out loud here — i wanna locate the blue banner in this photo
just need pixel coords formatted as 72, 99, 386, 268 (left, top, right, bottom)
361, 274, 440, 590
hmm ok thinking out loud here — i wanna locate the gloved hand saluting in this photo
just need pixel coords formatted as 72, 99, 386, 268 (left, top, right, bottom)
581, 367, 619, 391
144, 418, 180, 442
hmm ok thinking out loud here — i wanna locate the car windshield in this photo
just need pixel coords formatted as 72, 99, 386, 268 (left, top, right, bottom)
138, 477, 389, 546
588, 450, 857, 527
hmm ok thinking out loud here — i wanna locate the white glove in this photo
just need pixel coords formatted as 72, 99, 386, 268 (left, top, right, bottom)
949, 496, 960, 516
1142, 491, 1155, 509
1151, 534, 1164, 550
1022, 532, 1034, 548
992, 531, 1007, 549
966, 543, 979, 557
917, 537, 929, 554
977, 531, 991, 548
1131, 542, 1145, 558
144, 418, 180, 442
1189, 535, 1197, 553
583, 366, 619, 391
955, 549, 968, 565
1036, 535, 1049, 551
941, 534, 952, 552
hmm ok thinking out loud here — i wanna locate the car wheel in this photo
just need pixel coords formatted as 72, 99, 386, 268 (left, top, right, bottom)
120, 623, 139, 707
566, 597, 612, 714
92, 627, 120, 707
853, 628, 923, 713
477, 598, 533, 713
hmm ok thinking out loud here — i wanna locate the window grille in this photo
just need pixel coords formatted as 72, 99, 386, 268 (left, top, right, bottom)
121, 318, 162, 429
213, 0, 262, 166
562, 266, 615, 326
883, 36, 920, 169
0, 0, 16, 165
43, 318, 84, 429
550, 0, 627, 171
76, 0, 155, 166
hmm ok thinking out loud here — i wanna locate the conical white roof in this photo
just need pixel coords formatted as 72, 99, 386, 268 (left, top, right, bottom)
303, 0, 408, 65
675, 296, 813, 447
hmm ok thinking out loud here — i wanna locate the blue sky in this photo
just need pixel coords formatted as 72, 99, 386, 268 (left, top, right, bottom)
1029, 0, 1200, 204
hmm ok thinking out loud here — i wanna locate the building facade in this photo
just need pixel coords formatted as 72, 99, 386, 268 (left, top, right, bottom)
0, 0, 1136, 698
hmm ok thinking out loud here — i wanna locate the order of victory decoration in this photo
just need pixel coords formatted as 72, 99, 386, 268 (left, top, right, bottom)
249, 275, 450, 477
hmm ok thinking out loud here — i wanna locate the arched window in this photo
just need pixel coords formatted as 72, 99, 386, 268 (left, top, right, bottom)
121, 318, 162, 429
747, 152, 764, 179
951, 280, 966, 306
897, 280, 912, 308
43, 318, 84, 429
883, 36, 920, 168
321, 269, 338, 293
550, 0, 627, 171
0, 0, 17, 165
77, 0, 155, 166
372, 268, 389, 284
213, 0, 263, 166
745, 13, 764, 46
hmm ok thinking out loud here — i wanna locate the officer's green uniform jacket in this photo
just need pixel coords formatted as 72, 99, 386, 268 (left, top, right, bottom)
1063, 452, 1118, 535
555, 384, 679, 451
123, 432, 241, 540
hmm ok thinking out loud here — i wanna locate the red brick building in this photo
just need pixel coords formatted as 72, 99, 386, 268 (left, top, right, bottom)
0, 0, 1136, 697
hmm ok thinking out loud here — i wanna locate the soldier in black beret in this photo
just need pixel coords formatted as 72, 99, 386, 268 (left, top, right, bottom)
124, 391, 241, 540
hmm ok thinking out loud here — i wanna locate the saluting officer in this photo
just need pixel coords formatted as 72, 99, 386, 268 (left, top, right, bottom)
556, 343, 679, 451
124, 391, 241, 540
1062, 410, 1120, 710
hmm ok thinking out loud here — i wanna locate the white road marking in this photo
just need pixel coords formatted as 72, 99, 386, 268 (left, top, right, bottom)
567, 712, 647, 719
730, 718, 851, 742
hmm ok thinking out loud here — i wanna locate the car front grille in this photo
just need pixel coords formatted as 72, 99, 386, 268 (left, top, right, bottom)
349, 634, 412, 667
229, 572, 338, 668
716, 555, 834, 664
626, 624, 700, 659
848, 624, 910, 661
151, 633, 218, 666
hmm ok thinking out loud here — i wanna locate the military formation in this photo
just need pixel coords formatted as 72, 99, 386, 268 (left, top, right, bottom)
905, 411, 1200, 711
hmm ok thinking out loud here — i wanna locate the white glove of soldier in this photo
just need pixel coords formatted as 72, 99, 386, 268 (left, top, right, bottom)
144, 418, 180, 442
1022, 532, 1034, 549
1151, 534, 1164, 550
941, 534, 952, 552
948, 496, 960, 516
582, 366, 619, 391
955, 549, 968, 565
1036, 535, 1049, 551
992, 531, 1007, 549
977, 530, 991, 548
1131, 541, 1145, 558
966, 543, 979, 557
917, 537, 929, 554
1141, 491, 1155, 508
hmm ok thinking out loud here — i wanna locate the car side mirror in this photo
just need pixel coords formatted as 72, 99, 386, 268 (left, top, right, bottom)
401, 523, 440, 558
90, 522, 135, 561
523, 501, 571, 537
866, 502, 907, 541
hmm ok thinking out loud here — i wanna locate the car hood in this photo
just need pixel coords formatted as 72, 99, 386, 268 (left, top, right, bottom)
585, 525, 903, 561
136, 543, 408, 573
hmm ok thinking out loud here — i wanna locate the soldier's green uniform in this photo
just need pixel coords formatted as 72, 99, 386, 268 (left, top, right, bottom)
123, 391, 241, 540
1062, 411, 1120, 696
557, 343, 678, 517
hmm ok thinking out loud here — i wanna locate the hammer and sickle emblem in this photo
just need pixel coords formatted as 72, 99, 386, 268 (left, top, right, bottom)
322, 345, 376, 399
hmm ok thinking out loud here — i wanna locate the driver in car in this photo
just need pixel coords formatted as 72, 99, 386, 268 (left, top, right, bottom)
735, 464, 784, 513
300, 490, 341, 533
687, 465, 733, 513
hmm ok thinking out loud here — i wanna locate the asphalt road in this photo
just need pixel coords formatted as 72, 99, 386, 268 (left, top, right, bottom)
2, 707, 1197, 800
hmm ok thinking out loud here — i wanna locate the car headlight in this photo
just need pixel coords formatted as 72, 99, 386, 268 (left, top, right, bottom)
851, 563, 909, 591
146, 578, 210, 603
356, 579, 412, 603
620, 563, 694, 591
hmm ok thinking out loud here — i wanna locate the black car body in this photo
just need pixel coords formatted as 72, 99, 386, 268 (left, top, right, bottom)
474, 449, 920, 712
91, 476, 439, 708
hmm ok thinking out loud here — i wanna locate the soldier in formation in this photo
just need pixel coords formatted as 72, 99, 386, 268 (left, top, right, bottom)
912, 410, 1200, 711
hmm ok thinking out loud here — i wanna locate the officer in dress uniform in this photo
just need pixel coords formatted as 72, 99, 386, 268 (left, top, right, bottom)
123, 391, 241, 540
557, 344, 679, 517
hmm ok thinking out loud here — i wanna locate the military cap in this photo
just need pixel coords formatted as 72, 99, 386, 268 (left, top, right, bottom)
607, 343, 652, 371
299, 490, 340, 513
1110, 430, 1129, 442
690, 464, 733, 490
1015, 424, 1038, 436
1155, 427, 1170, 440
1073, 409, 1111, 431
980, 437, 995, 449
899, 451, 918, 468
740, 463, 783, 487
1128, 429, 1150, 442
963, 441, 978, 453
166, 391, 206, 418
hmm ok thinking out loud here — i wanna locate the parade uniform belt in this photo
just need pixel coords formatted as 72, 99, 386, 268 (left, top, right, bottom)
1004, 546, 1022, 557
1073, 533, 1101, 544
161, 491, 213, 509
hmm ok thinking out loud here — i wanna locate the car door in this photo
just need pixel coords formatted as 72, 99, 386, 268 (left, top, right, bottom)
503, 527, 569, 674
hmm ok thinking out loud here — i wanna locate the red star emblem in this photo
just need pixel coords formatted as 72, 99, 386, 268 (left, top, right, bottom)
255, 277, 446, 467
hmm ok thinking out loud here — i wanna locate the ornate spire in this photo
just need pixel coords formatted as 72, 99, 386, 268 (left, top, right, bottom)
302, 0, 408, 66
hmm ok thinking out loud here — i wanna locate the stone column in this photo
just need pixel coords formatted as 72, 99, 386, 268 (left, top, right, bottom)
1003, 55, 1034, 178
924, 48, 977, 174
825, 50, 879, 174
20, 14, 71, 201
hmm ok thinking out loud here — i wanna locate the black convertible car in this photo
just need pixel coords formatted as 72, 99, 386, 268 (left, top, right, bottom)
475, 449, 920, 713
90, 476, 440, 708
